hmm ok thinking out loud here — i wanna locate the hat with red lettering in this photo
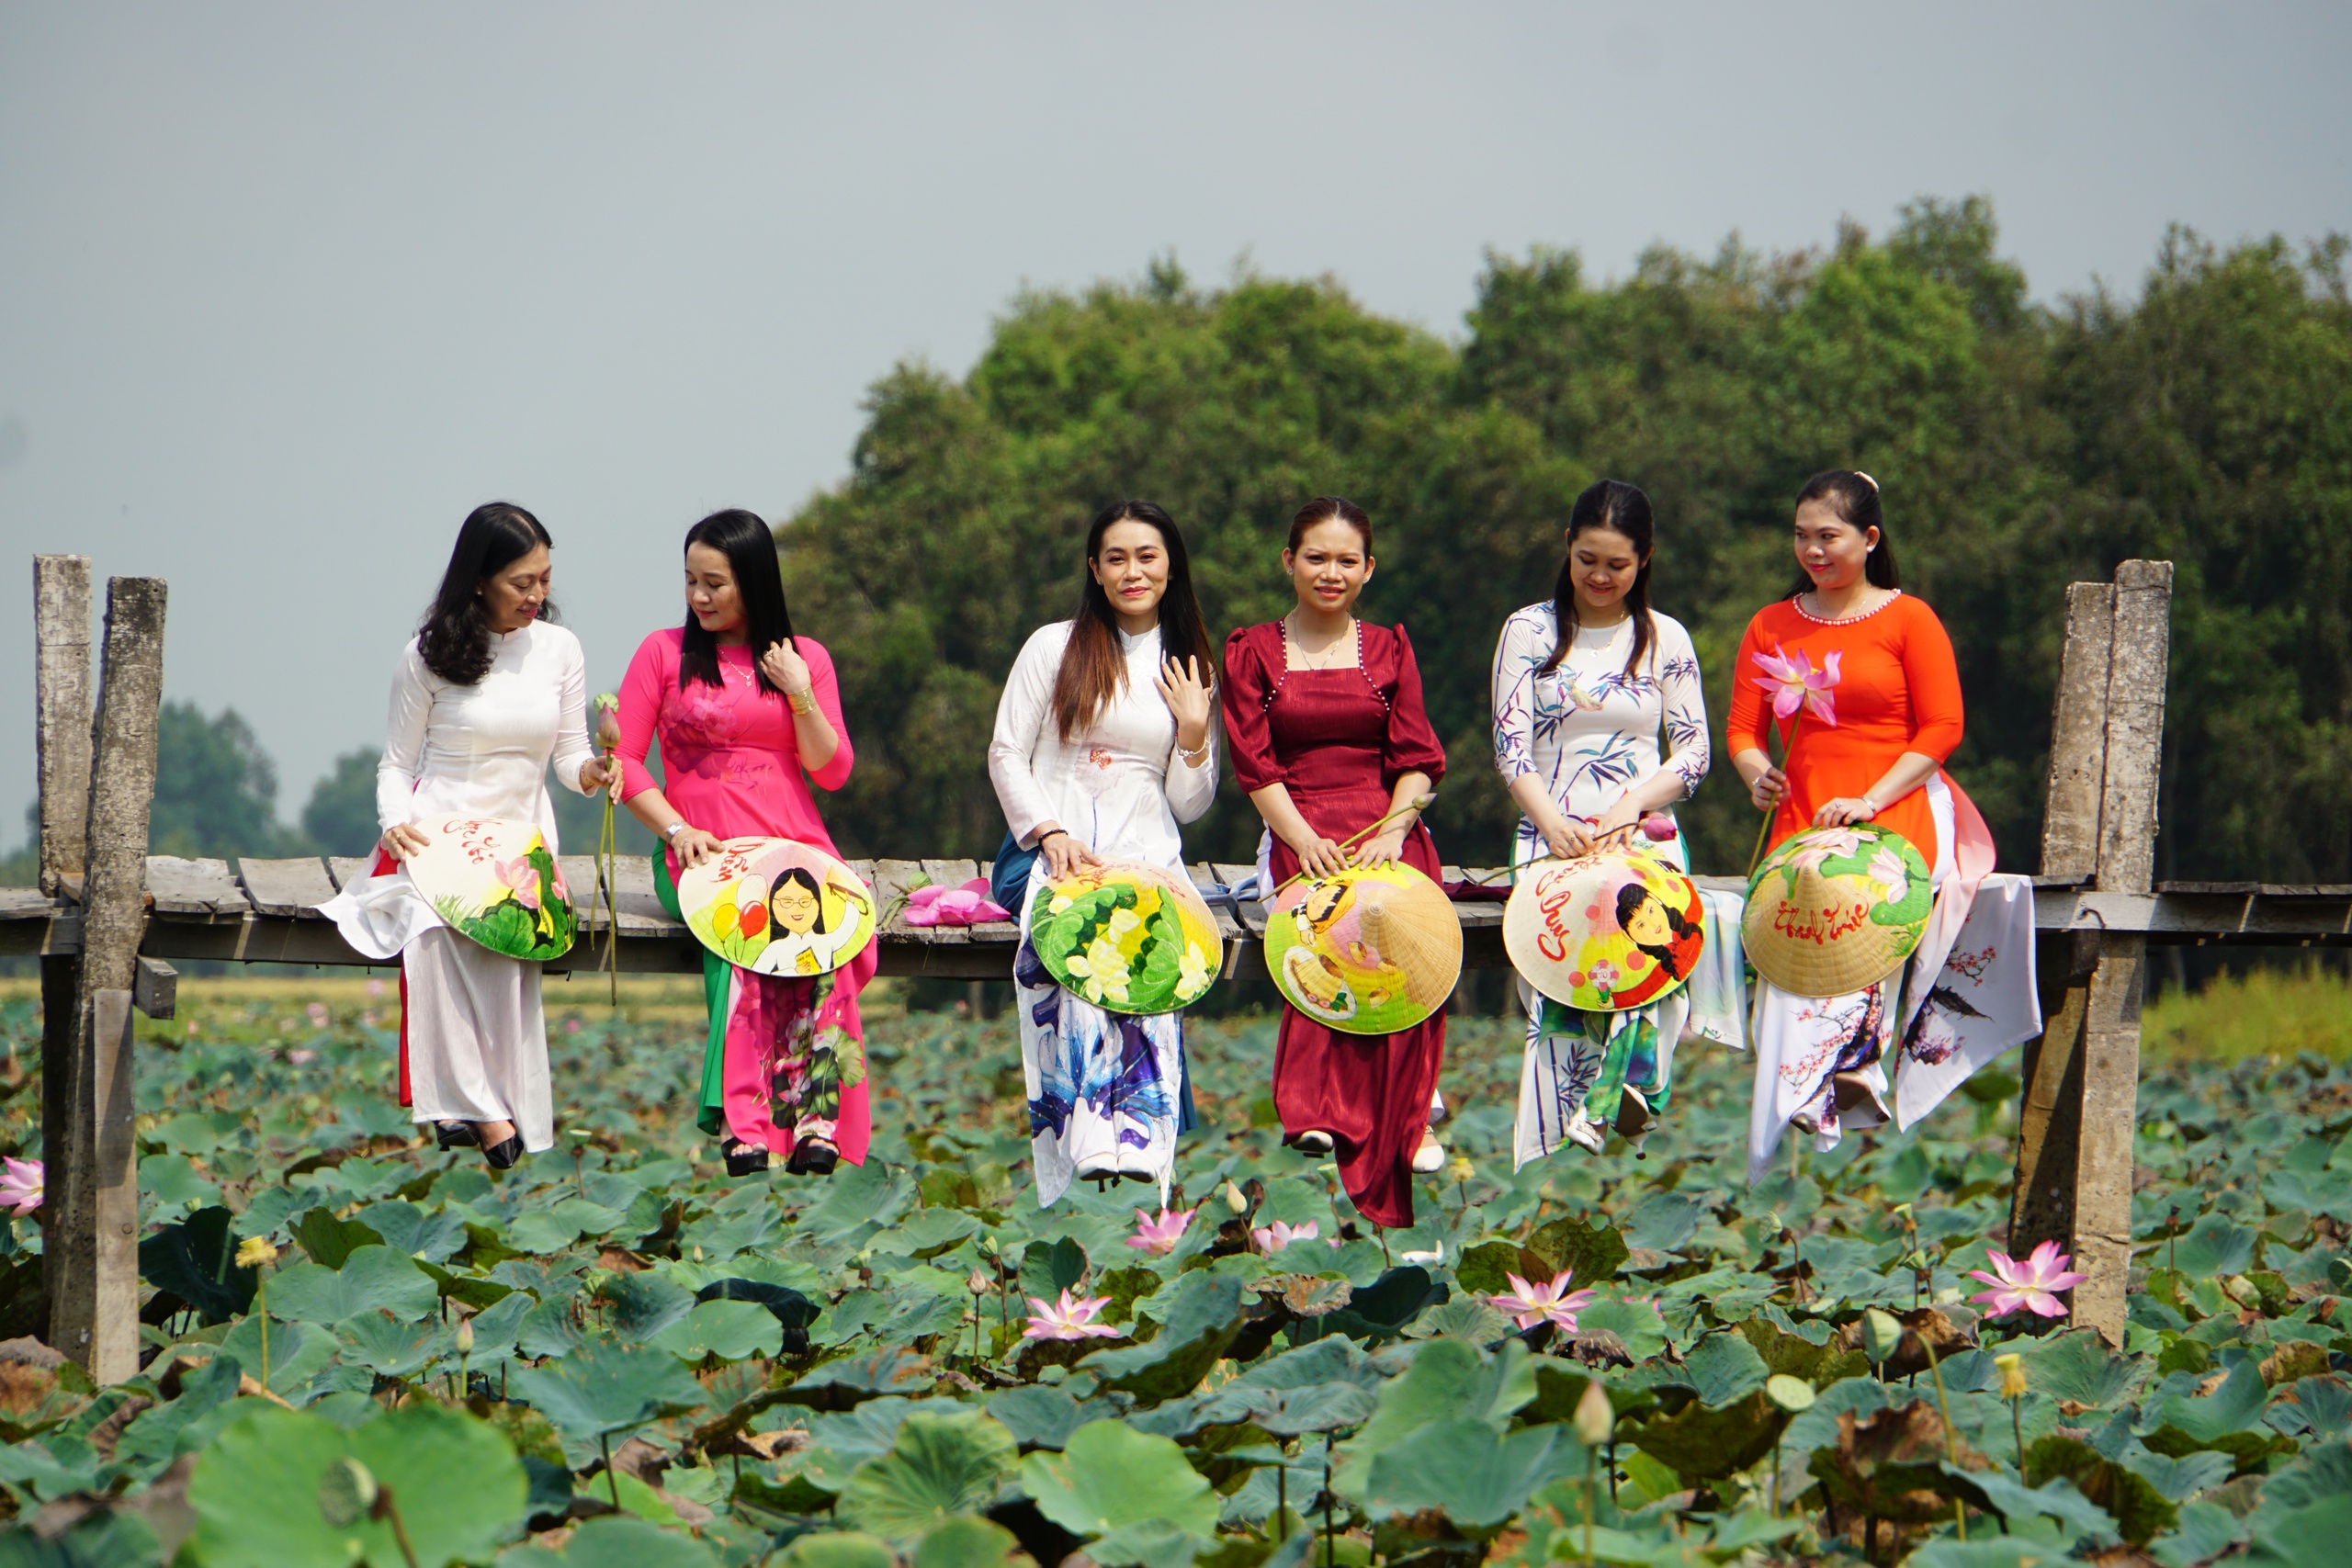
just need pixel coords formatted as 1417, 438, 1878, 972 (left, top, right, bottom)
1742, 824, 1932, 996
1504, 848, 1706, 1012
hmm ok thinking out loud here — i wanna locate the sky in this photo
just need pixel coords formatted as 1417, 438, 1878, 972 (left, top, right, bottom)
3, 2, 2349, 846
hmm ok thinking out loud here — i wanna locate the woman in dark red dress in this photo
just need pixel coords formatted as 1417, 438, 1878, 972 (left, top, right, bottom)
1221, 497, 1449, 1229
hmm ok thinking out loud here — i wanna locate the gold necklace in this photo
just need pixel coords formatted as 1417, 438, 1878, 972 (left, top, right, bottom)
1284, 613, 1355, 670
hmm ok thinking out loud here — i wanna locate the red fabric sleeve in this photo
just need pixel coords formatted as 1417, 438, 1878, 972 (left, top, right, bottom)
1898, 600, 1965, 762
1724, 612, 1772, 757
1219, 626, 1286, 792
1379, 625, 1448, 786
799, 637, 855, 792
615, 631, 671, 803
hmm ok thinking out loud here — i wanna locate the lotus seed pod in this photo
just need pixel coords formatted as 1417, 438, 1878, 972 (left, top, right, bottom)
1572, 1381, 1614, 1446
317, 1456, 379, 1529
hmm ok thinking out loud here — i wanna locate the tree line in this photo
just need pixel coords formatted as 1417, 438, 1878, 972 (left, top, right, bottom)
779, 198, 2352, 886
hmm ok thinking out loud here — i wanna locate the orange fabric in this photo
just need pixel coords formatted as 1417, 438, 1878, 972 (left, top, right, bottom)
1725, 593, 1964, 874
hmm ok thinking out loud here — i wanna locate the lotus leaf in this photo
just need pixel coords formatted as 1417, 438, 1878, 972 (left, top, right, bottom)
836, 1408, 1021, 1541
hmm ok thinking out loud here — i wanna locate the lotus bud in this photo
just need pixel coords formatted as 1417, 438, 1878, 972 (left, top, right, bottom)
1224, 1180, 1248, 1214
1411, 792, 1437, 812
235, 1236, 278, 1269
967, 1268, 990, 1297
1765, 1373, 1815, 1412
1996, 1352, 2027, 1400
454, 1316, 475, 1354
1571, 1381, 1614, 1447
1638, 814, 1677, 841
1862, 1307, 1904, 1364
592, 693, 622, 751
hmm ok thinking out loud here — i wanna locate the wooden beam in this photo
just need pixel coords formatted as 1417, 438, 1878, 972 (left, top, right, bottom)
52, 576, 167, 1382
35, 556, 93, 895
2039, 581, 2115, 885
2069, 560, 2172, 1343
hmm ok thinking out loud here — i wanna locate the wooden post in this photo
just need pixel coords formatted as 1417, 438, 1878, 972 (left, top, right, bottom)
34, 558, 94, 1330
2008, 561, 2172, 1346
50, 576, 167, 1382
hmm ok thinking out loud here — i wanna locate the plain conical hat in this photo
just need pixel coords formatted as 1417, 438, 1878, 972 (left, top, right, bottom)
1741, 824, 1932, 997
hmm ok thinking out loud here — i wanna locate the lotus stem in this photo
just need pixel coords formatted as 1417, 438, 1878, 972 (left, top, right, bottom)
256, 1280, 268, 1391
374, 1487, 423, 1568
602, 1432, 619, 1509
1271, 791, 1437, 898
1920, 1332, 1964, 1541
1746, 714, 1799, 876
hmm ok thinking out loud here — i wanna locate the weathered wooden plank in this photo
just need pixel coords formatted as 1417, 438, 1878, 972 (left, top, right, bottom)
2041, 581, 2115, 882
235, 856, 338, 919
326, 856, 376, 890
917, 859, 978, 945
35, 556, 94, 895
871, 859, 927, 937
55, 576, 166, 1383
133, 956, 177, 1021
145, 856, 246, 918
1189, 863, 1244, 942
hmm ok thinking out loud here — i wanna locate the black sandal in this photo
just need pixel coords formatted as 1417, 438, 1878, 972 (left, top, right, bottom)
721, 1138, 771, 1178
786, 1136, 839, 1176
433, 1121, 481, 1151
482, 1134, 524, 1170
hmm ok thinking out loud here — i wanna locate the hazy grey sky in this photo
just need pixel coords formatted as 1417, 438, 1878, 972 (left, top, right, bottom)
4, 2, 2348, 843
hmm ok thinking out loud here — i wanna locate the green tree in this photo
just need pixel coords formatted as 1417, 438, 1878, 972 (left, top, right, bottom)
300, 749, 381, 858
151, 701, 305, 858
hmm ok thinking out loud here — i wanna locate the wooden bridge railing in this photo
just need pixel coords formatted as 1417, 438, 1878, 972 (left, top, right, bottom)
13, 553, 2350, 1382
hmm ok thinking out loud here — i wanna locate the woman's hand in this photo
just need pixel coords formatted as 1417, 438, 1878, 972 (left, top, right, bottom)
1036, 829, 1102, 881
1747, 762, 1788, 813
1156, 656, 1215, 751
670, 826, 726, 869
1541, 817, 1597, 862
1288, 831, 1351, 881
761, 639, 814, 700
1351, 828, 1409, 867
579, 757, 620, 799
379, 823, 430, 862
1815, 795, 1879, 828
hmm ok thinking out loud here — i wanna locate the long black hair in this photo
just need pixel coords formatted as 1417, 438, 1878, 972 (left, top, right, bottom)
416, 502, 554, 685
1049, 500, 1218, 740
1538, 479, 1655, 680
1617, 881, 1701, 979
1787, 469, 1902, 596
768, 865, 831, 934
681, 509, 798, 695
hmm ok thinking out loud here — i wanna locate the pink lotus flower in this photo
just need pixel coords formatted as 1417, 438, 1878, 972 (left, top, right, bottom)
1125, 1205, 1197, 1256
492, 856, 542, 912
1488, 1268, 1598, 1332
1023, 1288, 1121, 1341
1252, 1219, 1327, 1255
1, 1157, 42, 1217
1968, 1240, 2088, 1318
305, 1002, 329, 1028
1752, 646, 1840, 728
1638, 815, 1678, 842
1791, 826, 1868, 875
548, 860, 569, 902
1867, 846, 1911, 906
365, 978, 387, 999
906, 879, 1013, 928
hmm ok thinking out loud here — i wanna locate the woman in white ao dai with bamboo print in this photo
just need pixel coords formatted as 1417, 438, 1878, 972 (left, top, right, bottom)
1491, 481, 1737, 1168
988, 501, 1220, 1206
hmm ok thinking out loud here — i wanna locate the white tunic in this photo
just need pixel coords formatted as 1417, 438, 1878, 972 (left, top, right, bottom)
988, 621, 1216, 864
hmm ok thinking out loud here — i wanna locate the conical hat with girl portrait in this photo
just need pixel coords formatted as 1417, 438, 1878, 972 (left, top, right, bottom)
1504, 848, 1706, 1013
1265, 862, 1461, 1035
677, 837, 876, 977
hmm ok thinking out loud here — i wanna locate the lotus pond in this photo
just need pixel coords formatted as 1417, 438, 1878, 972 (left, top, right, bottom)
0, 976, 2347, 1568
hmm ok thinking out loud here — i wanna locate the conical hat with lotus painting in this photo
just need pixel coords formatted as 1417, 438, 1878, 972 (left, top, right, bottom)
402, 814, 576, 961
1503, 848, 1706, 1012
1742, 823, 1931, 996
676, 837, 876, 977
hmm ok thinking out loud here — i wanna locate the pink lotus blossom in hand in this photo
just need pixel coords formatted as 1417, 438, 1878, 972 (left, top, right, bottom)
1125, 1205, 1197, 1256
1022, 1288, 1122, 1340
1252, 1219, 1330, 1255
0, 1156, 42, 1217
1751, 646, 1840, 728
1488, 1268, 1598, 1332
1968, 1240, 2088, 1318
492, 856, 542, 912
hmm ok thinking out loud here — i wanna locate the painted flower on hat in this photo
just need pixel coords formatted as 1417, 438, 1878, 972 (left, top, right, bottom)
1867, 846, 1911, 907
1752, 646, 1840, 727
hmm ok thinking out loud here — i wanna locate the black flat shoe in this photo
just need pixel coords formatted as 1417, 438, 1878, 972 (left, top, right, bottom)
721, 1138, 771, 1178
786, 1136, 839, 1177
482, 1134, 525, 1170
433, 1121, 481, 1151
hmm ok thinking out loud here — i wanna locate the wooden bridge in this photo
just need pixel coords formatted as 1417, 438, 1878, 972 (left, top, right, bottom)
10, 554, 2350, 1384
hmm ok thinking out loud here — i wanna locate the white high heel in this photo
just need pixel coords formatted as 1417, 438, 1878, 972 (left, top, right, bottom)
1411, 1133, 1445, 1174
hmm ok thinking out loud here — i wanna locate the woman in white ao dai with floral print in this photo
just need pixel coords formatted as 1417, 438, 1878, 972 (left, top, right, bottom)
988, 501, 1221, 1207
1491, 480, 1737, 1167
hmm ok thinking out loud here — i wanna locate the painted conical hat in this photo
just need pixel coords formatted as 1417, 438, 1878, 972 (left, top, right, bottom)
677, 838, 876, 977
1264, 863, 1460, 1035
1742, 823, 1932, 997
1504, 849, 1706, 1013
1024, 862, 1222, 1015
403, 815, 577, 961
